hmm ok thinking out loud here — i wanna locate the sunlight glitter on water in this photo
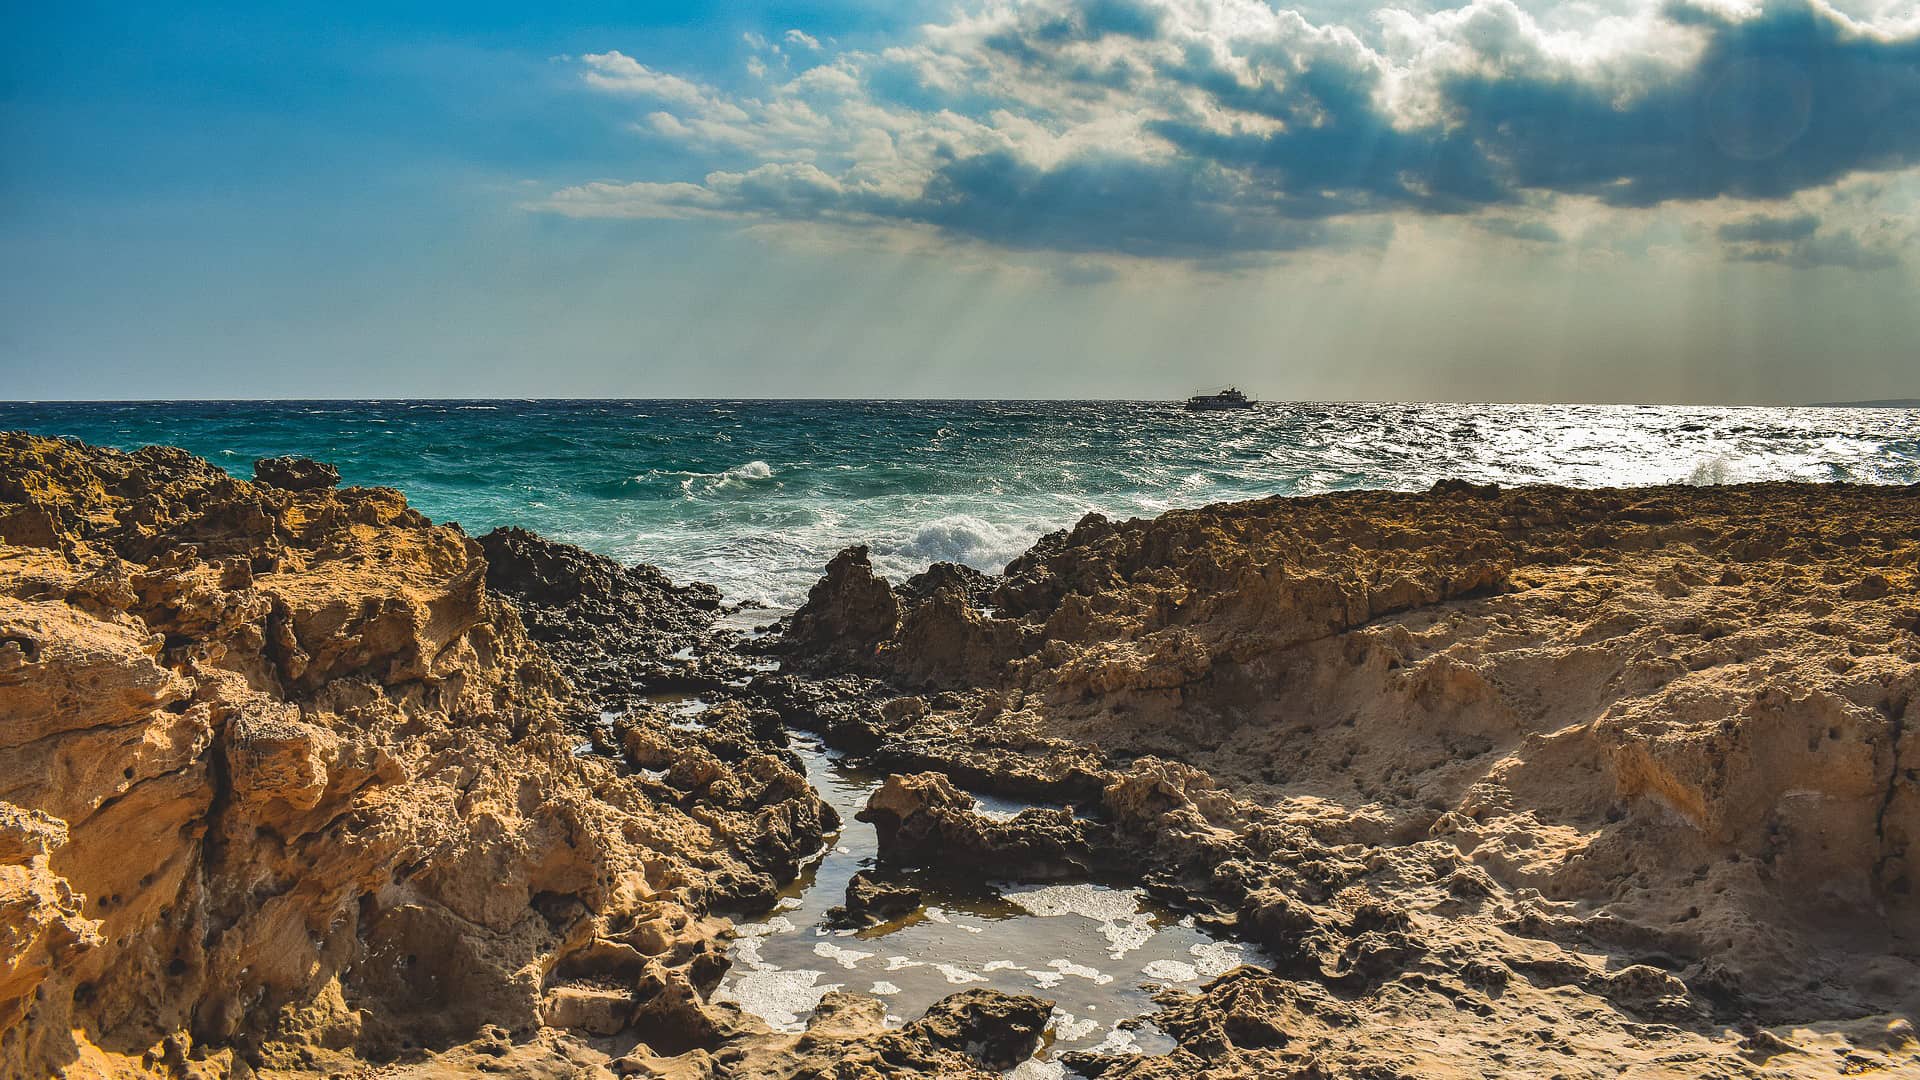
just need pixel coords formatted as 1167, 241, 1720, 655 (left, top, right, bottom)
8, 400, 1914, 608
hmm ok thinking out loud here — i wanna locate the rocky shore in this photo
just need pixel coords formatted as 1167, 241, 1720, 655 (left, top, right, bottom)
3, 434, 1916, 1078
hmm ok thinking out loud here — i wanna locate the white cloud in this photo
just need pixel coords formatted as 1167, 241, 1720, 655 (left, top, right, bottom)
547, 1, 1920, 268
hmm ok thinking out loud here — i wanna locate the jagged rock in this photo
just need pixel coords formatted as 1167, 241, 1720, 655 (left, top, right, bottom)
776, 478, 1920, 1079
252, 455, 340, 491
0, 805, 99, 1033
0, 433, 826, 1078
859, 772, 1091, 880
10, 429, 1920, 1080
905, 988, 1053, 1069
706, 989, 1054, 1078
783, 545, 899, 671
477, 525, 723, 707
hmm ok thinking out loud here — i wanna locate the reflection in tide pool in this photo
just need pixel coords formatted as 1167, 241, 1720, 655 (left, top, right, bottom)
713, 736, 1257, 1064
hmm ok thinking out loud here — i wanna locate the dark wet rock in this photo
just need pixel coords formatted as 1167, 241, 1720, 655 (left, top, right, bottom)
905, 988, 1054, 1070
826, 869, 921, 927
899, 560, 993, 605
478, 525, 725, 706
252, 455, 339, 491
859, 772, 1094, 880
746, 671, 899, 750
693, 988, 1055, 1078
783, 544, 899, 671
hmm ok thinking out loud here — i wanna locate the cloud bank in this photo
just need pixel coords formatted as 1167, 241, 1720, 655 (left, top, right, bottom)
543, 0, 1920, 268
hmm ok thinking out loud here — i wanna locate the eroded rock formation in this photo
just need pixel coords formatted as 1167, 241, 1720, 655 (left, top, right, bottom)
6, 433, 1918, 1079
0, 435, 838, 1077
790, 481, 1920, 1077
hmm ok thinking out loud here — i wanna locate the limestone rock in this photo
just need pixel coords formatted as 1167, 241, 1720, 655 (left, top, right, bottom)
0, 434, 825, 1078
779, 478, 1920, 1079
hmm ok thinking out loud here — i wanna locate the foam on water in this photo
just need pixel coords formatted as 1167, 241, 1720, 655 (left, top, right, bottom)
710, 736, 1268, 1065
7, 400, 1914, 607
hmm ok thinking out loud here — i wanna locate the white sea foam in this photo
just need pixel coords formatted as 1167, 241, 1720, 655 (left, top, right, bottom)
873, 514, 1043, 576
1686, 454, 1738, 485
813, 941, 873, 969
1002, 883, 1156, 958
1188, 939, 1247, 977
713, 969, 839, 1031
1141, 959, 1198, 982
1045, 958, 1112, 985
1052, 1011, 1100, 1041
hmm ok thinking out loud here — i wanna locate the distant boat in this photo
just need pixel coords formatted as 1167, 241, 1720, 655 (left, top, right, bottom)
1184, 387, 1255, 411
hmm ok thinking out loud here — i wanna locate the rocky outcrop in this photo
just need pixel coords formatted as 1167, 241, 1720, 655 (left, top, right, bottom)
0, 434, 832, 1078
9, 431, 1918, 1079
477, 526, 724, 709
783, 480, 1920, 1078
782, 545, 899, 672
825, 869, 921, 927
859, 771, 1093, 880
251, 456, 339, 492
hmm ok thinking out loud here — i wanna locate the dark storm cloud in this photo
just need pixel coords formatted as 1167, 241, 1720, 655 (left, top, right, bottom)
908, 151, 1341, 258
563, 0, 1920, 265
1144, 37, 1510, 218
1724, 223, 1902, 270
1146, 0, 1920, 214
1437, 0, 1920, 207
1718, 212, 1821, 243
1477, 217, 1563, 243
912, 0, 1920, 254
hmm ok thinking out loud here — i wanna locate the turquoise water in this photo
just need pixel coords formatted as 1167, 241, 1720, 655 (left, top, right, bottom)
5, 400, 1916, 607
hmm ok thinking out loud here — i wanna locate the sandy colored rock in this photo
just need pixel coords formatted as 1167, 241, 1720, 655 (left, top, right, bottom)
0, 434, 828, 1078
785, 480, 1920, 1078
10, 431, 1918, 1080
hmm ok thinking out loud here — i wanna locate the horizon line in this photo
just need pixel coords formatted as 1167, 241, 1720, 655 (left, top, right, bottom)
2, 396, 1916, 410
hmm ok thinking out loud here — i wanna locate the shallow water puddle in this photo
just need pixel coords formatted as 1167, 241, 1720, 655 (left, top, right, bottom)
640, 691, 712, 730
714, 735, 1250, 1066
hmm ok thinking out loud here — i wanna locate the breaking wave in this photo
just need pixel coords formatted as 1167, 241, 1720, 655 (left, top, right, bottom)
7, 399, 1914, 611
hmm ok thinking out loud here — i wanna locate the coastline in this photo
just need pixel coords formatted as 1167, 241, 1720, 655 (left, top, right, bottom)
2, 432, 1916, 1078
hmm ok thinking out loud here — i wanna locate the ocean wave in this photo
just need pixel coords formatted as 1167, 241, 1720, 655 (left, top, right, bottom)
872, 514, 1047, 576
1685, 454, 1737, 486
679, 460, 777, 498
10, 399, 1915, 612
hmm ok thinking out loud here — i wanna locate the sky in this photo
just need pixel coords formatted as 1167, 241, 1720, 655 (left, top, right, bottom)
2, 0, 1916, 403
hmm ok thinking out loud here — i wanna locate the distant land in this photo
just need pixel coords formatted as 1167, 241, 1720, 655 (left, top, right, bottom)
1811, 399, 1920, 408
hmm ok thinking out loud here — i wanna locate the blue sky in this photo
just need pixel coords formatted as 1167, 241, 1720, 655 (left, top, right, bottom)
3, 0, 1916, 402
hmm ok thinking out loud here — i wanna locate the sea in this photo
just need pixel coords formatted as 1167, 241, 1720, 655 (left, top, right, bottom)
8, 397, 1917, 1064
4, 400, 1915, 608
